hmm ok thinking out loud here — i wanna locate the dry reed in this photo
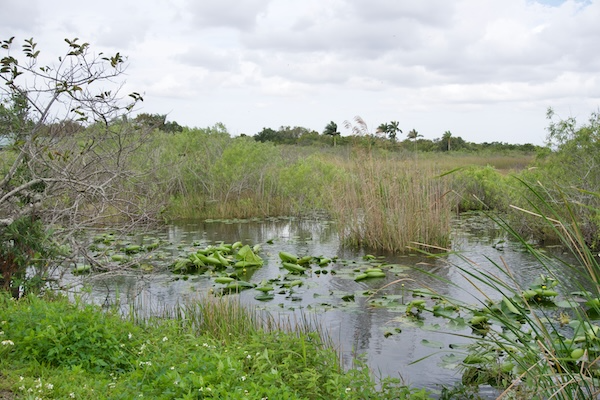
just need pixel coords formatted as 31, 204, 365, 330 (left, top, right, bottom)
331, 152, 452, 252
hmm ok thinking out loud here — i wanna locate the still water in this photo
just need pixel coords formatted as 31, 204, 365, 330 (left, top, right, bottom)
67, 212, 585, 394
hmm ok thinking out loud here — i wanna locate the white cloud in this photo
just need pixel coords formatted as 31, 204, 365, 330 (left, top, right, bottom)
1, 0, 599, 144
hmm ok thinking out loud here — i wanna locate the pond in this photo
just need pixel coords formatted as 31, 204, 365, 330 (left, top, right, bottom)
64, 212, 584, 396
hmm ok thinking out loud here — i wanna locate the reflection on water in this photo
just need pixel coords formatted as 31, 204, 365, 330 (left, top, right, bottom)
66, 213, 589, 395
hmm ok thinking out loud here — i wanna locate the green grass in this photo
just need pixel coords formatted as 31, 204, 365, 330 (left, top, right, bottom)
0, 294, 431, 399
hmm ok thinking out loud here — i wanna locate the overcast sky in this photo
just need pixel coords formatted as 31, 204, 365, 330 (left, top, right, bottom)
2, 0, 599, 144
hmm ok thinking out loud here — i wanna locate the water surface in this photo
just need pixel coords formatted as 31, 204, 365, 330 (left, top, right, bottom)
66, 213, 584, 395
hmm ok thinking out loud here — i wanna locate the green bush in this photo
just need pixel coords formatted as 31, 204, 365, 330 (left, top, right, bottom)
278, 154, 342, 212
0, 294, 141, 373
0, 217, 62, 297
449, 165, 511, 212
509, 109, 600, 248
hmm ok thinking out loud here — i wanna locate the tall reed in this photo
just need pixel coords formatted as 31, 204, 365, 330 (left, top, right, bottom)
331, 151, 452, 252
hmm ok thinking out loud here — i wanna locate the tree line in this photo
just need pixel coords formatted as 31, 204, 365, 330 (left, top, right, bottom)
252, 120, 539, 153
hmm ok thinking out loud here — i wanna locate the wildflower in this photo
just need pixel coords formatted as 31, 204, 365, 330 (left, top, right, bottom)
202, 343, 209, 347
18, 386, 25, 391
70, 393, 76, 398
345, 388, 352, 393
128, 332, 133, 340
246, 354, 252, 359
46, 383, 54, 390
170, 366, 175, 370
1, 340, 14, 346
241, 376, 247, 381
162, 336, 168, 342
139, 361, 152, 367
0, 331, 4, 335
19, 376, 24, 381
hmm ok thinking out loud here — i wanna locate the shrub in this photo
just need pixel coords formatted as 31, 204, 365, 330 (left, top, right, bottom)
0, 294, 141, 373
448, 165, 511, 212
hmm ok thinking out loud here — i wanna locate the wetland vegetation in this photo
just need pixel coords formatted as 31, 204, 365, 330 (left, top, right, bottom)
2, 37, 600, 399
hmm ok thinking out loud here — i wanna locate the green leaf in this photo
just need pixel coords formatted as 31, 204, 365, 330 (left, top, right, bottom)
235, 245, 263, 266
421, 339, 444, 349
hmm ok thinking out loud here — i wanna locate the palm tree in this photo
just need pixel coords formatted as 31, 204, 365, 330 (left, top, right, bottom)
387, 121, 401, 142
323, 121, 340, 147
376, 123, 389, 136
407, 128, 422, 152
442, 130, 452, 151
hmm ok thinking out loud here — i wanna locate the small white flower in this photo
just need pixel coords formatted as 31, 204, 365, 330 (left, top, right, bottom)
241, 376, 247, 381
162, 336, 168, 342
46, 383, 54, 390
170, 366, 175, 370
203, 343, 209, 347
70, 393, 76, 398
1, 340, 14, 346
345, 388, 352, 393
246, 354, 252, 359
0, 331, 4, 335
128, 332, 133, 340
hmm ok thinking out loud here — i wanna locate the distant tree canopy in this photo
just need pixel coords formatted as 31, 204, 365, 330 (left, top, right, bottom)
134, 113, 183, 133
254, 126, 320, 145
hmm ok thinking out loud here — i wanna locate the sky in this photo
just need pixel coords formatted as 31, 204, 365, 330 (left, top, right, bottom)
1, 0, 600, 145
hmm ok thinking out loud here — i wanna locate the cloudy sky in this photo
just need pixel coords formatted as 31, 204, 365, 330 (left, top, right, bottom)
2, 0, 599, 144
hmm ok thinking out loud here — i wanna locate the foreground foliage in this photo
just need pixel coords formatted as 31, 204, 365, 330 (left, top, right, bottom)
395, 183, 600, 399
0, 294, 431, 399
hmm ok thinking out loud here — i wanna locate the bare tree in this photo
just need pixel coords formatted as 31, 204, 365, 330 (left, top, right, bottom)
0, 37, 166, 293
